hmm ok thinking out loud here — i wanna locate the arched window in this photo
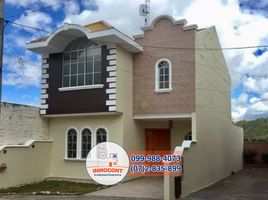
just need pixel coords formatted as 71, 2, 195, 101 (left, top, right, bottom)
81, 128, 92, 159
155, 58, 172, 91
96, 128, 107, 144
62, 37, 102, 88
67, 128, 77, 159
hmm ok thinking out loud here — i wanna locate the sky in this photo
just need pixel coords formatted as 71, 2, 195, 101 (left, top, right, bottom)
2, 0, 268, 121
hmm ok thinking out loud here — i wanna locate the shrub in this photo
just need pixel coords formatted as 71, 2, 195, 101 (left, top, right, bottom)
262, 153, 268, 164
244, 149, 257, 164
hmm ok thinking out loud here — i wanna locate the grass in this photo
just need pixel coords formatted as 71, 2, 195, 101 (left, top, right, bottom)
0, 180, 100, 195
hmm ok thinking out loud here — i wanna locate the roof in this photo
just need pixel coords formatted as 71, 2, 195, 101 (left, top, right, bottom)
26, 21, 143, 54
30, 21, 112, 44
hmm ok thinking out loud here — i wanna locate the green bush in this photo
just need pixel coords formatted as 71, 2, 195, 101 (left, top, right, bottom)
244, 149, 257, 164
262, 153, 268, 164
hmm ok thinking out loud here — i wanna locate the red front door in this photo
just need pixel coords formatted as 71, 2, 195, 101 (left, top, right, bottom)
145, 129, 171, 151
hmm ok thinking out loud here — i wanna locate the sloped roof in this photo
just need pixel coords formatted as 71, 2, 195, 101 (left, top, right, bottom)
26, 21, 142, 54
30, 21, 112, 44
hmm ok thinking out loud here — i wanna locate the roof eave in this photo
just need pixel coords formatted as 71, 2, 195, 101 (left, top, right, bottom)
26, 25, 143, 55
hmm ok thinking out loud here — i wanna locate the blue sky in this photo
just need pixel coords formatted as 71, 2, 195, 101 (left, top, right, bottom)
2, 0, 268, 121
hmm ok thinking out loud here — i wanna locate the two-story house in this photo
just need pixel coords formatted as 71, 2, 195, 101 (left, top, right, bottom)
0, 15, 243, 199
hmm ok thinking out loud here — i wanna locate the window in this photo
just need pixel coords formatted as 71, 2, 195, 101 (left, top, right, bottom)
81, 128, 92, 159
65, 127, 108, 160
96, 128, 107, 144
62, 37, 102, 88
155, 58, 172, 92
67, 129, 77, 158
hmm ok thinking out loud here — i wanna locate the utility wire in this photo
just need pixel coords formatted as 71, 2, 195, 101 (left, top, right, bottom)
4, 19, 50, 33
3, 17, 268, 51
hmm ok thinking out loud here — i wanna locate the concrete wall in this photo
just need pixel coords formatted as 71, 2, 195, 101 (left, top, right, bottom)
48, 115, 123, 179
0, 102, 49, 145
181, 27, 243, 196
116, 47, 144, 151
244, 141, 268, 164
171, 120, 191, 149
116, 44, 192, 152
133, 17, 196, 115
0, 140, 52, 188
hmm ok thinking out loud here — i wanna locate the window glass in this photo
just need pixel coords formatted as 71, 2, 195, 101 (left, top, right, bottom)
70, 75, 77, 86
63, 76, 69, 87
62, 37, 102, 87
71, 63, 77, 74
157, 60, 171, 90
67, 129, 77, 159
96, 128, 107, 145
85, 74, 93, 85
78, 75, 84, 86
81, 128, 92, 159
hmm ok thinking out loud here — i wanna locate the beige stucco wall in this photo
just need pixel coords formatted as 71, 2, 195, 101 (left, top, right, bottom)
181, 27, 243, 196
0, 102, 49, 145
171, 120, 191, 150
116, 47, 145, 151
48, 115, 123, 179
133, 18, 196, 115
0, 141, 52, 188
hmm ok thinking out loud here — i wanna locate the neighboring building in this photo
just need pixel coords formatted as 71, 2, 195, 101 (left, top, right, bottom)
0, 16, 243, 199
0, 102, 48, 145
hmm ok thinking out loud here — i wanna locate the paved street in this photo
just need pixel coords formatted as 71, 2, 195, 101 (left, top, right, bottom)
0, 169, 268, 200
183, 168, 268, 200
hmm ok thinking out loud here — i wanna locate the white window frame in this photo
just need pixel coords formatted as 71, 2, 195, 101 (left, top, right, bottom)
65, 126, 109, 161
60, 46, 102, 91
95, 126, 109, 145
80, 127, 94, 160
155, 58, 172, 93
65, 127, 79, 160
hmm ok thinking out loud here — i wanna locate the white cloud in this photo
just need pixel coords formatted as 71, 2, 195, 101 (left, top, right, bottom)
61, 0, 195, 36
2, 55, 41, 87
59, 0, 268, 120
232, 106, 247, 121
14, 12, 52, 33
64, 0, 80, 15
249, 97, 260, 104
243, 76, 268, 94
6, 0, 61, 10
5, 0, 268, 120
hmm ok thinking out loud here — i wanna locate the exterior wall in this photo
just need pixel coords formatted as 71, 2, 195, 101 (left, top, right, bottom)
0, 102, 49, 145
40, 56, 49, 115
116, 47, 144, 151
0, 141, 52, 188
170, 120, 191, 149
105, 45, 117, 112
244, 141, 268, 164
45, 45, 112, 115
133, 18, 196, 115
48, 115, 123, 179
181, 27, 243, 195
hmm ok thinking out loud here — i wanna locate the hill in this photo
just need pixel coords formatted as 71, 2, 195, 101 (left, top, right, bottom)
236, 118, 268, 141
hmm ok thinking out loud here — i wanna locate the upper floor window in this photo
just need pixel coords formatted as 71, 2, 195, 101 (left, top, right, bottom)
96, 128, 107, 145
62, 37, 102, 88
81, 128, 92, 159
67, 128, 77, 159
155, 58, 172, 92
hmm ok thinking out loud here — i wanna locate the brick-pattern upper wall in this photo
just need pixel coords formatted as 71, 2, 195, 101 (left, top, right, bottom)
0, 103, 48, 145
133, 18, 196, 115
